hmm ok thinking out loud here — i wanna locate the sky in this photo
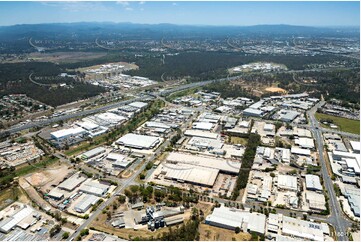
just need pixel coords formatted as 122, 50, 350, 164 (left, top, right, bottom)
0, 1, 359, 27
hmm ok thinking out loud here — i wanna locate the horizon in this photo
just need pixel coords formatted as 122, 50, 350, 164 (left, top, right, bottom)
0, 1, 359, 27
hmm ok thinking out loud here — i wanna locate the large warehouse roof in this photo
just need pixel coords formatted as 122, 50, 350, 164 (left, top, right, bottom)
74, 194, 100, 213
128, 101, 148, 109
192, 122, 213, 131
58, 173, 87, 191
79, 181, 109, 197
184, 130, 219, 140
51, 127, 86, 140
0, 206, 34, 233
188, 137, 223, 149
305, 175, 323, 191
116, 133, 161, 149
166, 152, 241, 174
282, 215, 324, 241
205, 206, 266, 234
163, 163, 219, 187
277, 174, 298, 191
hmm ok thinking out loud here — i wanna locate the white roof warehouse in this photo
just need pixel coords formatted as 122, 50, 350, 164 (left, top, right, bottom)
115, 133, 161, 150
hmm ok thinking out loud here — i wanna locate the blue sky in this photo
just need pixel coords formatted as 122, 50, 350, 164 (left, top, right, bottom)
0, 1, 359, 27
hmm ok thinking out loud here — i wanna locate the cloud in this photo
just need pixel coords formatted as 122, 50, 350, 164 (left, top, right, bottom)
139, 1, 145, 5
140, 8, 144, 11
116, 1, 129, 6
41, 2, 110, 12
125, 7, 133, 11
172, 2, 177, 6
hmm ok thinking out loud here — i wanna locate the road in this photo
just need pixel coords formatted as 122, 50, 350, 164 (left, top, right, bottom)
307, 100, 352, 241
67, 108, 190, 240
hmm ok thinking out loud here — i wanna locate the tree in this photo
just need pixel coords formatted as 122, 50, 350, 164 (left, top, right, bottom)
235, 227, 241, 234
62, 232, 70, 239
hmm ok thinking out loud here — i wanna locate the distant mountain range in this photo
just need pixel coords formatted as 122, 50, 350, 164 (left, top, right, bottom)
0, 22, 359, 40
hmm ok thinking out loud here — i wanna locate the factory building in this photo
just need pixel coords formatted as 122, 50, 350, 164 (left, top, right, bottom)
205, 206, 266, 234
276, 109, 300, 122
0, 206, 36, 233
74, 194, 100, 213
79, 181, 110, 197
350, 141, 360, 154
277, 175, 298, 191
51, 127, 86, 141
128, 101, 148, 110
291, 146, 311, 157
187, 137, 223, 150
184, 130, 219, 140
305, 175, 323, 192
165, 152, 241, 174
115, 133, 161, 150
192, 122, 214, 131
106, 153, 133, 169
58, 173, 87, 192
243, 108, 264, 117
341, 186, 360, 217
332, 151, 360, 176
295, 138, 315, 149
81, 147, 106, 160
267, 214, 326, 241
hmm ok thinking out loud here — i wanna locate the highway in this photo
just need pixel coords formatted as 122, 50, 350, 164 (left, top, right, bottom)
307, 101, 352, 241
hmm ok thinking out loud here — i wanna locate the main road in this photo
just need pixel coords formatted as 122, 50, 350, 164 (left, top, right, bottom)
307, 100, 352, 241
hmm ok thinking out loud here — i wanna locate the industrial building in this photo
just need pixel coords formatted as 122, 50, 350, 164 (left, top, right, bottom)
205, 206, 266, 234
79, 181, 110, 197
350, 141, 360, 154
341, 186, 360, 217
165, 152, 241, 174
267, 214, 327, 241
305, 175, 323, 192
277, 175, 298, 191
106, 152, 133, 168
243, 108, 264, 117
58, 173, 87, 192
305, 191, 326, 211
295, 137, 315, 149
331, 151, 360, 176
81, 147, 106, 160
115, 133, 161, 150
291, 146, 311, 157
184, 130, 219, 140
275, 109, 300, 122
187, 137, 223, 150
74, 194, 100, 213
51, 127, 86, 141
128, 101, 148, 110
0, 205, 37, 233
161, 163, 219, 187
192, 122, 214, 131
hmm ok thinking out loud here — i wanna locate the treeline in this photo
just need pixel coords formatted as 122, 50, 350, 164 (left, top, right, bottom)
0, 62, 105, 107
204, 81, 258, 100
232, 133, 261, 200
123, 51, 349, 82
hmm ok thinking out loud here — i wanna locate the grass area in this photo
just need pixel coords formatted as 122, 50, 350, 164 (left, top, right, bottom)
165, 87, 199, 101
199, 224, 251, 241
229, 136, 248, 145
315, 112, 360, 135
0, 187, 20, 210
0, 156, 59, 185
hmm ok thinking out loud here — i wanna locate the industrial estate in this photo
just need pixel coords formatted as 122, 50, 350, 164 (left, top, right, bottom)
0, 3, 359, 242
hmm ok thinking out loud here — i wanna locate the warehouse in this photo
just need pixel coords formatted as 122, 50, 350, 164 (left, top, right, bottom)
295, 137, 315, 149
291, 146, 311, 156
205, 206, 266, 234
243, 108, 264, 117
341, 186, 360, 217
166, 152, 241, 174
74, 194, 100, 213
275, 110, 300, 122
47, 188, 64, 200
129, 101, 148, 110
187, 137, 223, 150
81, 147, 106, 160
144, 121, 171, 130
106, 153, 133, 169
192, 122, 214, 131
305, 175, 323, 192
332, 151, 360, 176
281, 215, 324, 241
350, 141, 360, 154
162, 163, 219, 187
184, 130, 219, 140
51, 127, 86, 141
277, 174, 298, 191
79, 181, 110, 197
92, 112, 127, 127
75, 120, 99, 131
0, 206, 34, 233
306, 191, 326, 211
58, 173, 87, 192
115, 133, 161, 150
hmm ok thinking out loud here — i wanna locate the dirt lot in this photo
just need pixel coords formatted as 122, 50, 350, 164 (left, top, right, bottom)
199, 223, 251, 241
264, 87, 287, 93
25, 163, 72, 193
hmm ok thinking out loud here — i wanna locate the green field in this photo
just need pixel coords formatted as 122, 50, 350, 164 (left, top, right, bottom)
315, 112, 360, 135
